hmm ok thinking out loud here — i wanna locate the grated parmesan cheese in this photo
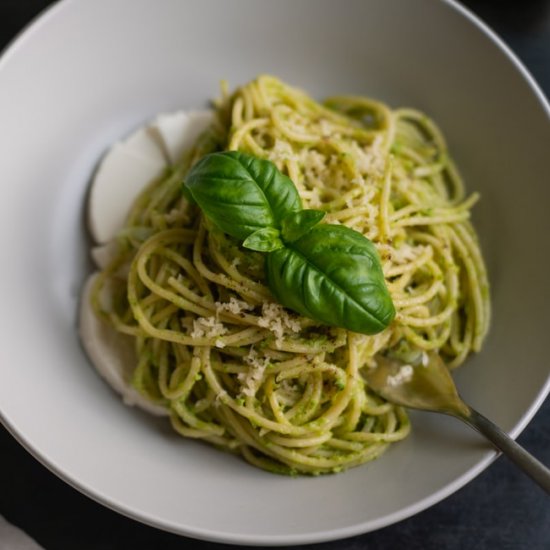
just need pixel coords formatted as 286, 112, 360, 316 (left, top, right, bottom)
391, 243, 425, 264
257, 302, 301, 347
387, 364, 414, 387
318, 118, 336, 138
305, 187, 322, 208
215, 296, 253, 316
267, 139, 297, 165
190, 316, 228, 339
238, 347, 271, 397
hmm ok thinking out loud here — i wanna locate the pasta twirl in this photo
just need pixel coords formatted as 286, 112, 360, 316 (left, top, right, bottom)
91, 76, 490, 475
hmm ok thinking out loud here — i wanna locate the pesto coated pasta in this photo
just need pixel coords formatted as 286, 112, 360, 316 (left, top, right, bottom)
91, 76, 490, 475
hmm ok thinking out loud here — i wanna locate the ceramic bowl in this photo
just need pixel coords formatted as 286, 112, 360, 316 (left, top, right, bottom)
0, 0, 549, 544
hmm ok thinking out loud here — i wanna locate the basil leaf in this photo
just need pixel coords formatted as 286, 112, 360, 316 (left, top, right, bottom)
183, 149, 395, 336
243, 228, 284, 252
181, 184, 196, 204
281, 209, 325, 242
266, 224, 395, 335
184, 151, 302, 240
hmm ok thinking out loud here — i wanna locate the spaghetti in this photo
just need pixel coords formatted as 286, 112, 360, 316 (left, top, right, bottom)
91, 76, 490, 475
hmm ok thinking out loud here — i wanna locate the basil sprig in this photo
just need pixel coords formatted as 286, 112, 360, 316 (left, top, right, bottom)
185, 151, 301, 241
183, 151, 395, 335
267, 224, 394, 334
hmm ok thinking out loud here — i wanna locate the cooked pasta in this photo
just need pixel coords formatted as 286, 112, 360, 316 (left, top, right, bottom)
91, 75, 490, 475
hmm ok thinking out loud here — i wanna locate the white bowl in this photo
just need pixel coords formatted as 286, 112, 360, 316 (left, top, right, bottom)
1, 0, 549, 545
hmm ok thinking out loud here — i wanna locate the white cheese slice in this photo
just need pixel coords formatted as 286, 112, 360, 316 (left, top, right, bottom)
79, 273, 168, 417
88, 144, 165, 244
90, 240, 118, 270
88, 110, 213, 244
149, 110, 213, 165
123, 126, 167, 167
83, 109, 214, 417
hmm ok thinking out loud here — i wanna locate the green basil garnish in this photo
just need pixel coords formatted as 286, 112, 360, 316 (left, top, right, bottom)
242, 227, 284, 252
281, 209, 325, 242
184, 152, 395, 335
266, 224, 395, 334
184, 151, 302, 241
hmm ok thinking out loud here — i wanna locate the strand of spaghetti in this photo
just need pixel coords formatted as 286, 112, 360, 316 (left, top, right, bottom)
414, 163, 446, 178
378, 157, 393, 242
335, 384, 364, 434
454, 221, 491, 344
393, 211, 471, 227
159, 247, 213, 298
166, 276, 260, 326
129, 278, 265, 346
384, 246, 433, 278
448, 225, 488, 351
228, 118, 269, 151
231, 96, 244, 127
361, 398, 394, 416
282, 372, 323, 424
402, 320, 453, 351
264, 375, 293, 426
171, 399, 225, 436
392, 279, 443, 309
266, 432, 334, 449
343, 411, 410, 442
206, 232, 270, 297
159, 354, 201, 401
169, 411, 230, 444
200, 348, 323, 436
268, 338, 345, 355
240, 85, 255, 121
192, 220, 269, 304
271, 106, 325, 144
389, 193, 479, 223
323, 95, 393, 136
133, 251, 213, 318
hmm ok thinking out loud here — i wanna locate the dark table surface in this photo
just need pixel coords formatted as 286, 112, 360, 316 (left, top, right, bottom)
1, 1, 549, 549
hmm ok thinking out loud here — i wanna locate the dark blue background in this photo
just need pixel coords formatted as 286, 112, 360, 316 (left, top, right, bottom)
1, 1, 549, 548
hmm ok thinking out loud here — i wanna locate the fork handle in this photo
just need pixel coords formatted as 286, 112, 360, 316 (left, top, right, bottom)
457, 407, 550, 494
